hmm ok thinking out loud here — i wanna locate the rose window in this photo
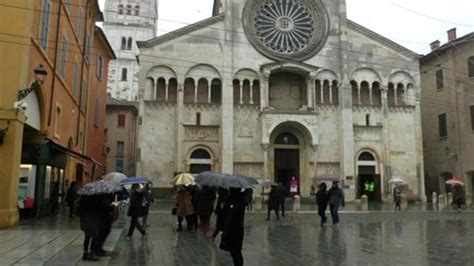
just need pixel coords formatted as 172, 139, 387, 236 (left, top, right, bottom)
243, 0, 329, 61
254, 1, 314, 54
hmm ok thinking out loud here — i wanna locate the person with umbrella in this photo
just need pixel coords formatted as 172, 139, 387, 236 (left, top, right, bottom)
452, 183, 465, 210
212, 187, 228, 239
174, 185, 195, 231
276, 182, 286, 218
316, 183, 328, 226
220, 187, 247, 266
327, 181, 345, 225
196, 185, 217, 235
77, 180, 120, 261
142, 183, 154, 227
126, 184, 147, 239
266, 184, 280, 221
393, 183, 402, 211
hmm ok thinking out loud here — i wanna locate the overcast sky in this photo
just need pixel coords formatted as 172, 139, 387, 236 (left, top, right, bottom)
98, 0, 474, 55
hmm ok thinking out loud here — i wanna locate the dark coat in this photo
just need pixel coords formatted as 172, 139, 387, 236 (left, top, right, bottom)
128, 191, 145, 217
65, 186, 77, 207
196, 186, 217, 216
214, 188, 228, 231
328, 186, 345, 206
220, 188, 246, 252
275, 184, 287, 202
78, 195, 114, 234
267, 186, 280, 210
175, 189, 194, 217
316, 189, 328, 208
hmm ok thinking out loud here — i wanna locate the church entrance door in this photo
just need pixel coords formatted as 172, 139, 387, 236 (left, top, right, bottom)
274, 149, 299, 196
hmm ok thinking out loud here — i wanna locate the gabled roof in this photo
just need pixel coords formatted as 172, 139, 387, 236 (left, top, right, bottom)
137, 14, 225, 48
421, 32, 474, 62
106, 97, 138, 114
347, 20, 421, 59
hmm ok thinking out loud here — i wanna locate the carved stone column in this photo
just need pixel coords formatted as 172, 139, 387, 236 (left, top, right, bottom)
193, 79, 198, 103
207, 78, 212, 104
250, 82, 254, 105
165, 81, 169, 102
307, 74, 316, 108
261, 71, 270, 109
239, 80, 243, 104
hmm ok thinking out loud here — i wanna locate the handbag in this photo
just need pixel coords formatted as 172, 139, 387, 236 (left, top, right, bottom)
172, 207, 177, 215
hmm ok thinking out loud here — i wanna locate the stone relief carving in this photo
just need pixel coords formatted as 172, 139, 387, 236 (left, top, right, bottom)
316, 162, 340, 176
184, 126, 219, 142
234, 162, 264, 178
353, 126, 382, 142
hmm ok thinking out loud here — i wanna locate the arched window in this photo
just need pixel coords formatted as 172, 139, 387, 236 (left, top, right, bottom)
211, 79, 222, 104
197, 78, 208, 103
397, 83, 405, 105
315, 79, 322, 104
323, 80, 330, 104
233, 79, 240, 104
253, 80, 260, 106
191, 149, 211, 159
275, 132, 299, 145
468, 56, 474, 78
331, 80, 339, 105
360, 81, 370, 105
127, 37, 132, 50
118, 4, 124, 14
135, 5, 140, 16
121, 68, 127, 81
387, 83, 395, 106
155, 78, 166, 101
184, 78, 195, 103
168, 78, 178, 103
196, 113, 201, 125
372, 82, 381, 106
359, 152, 375, 161
242, 79, 251, 104
351, 80, 358, 105
121, 37, 126, 50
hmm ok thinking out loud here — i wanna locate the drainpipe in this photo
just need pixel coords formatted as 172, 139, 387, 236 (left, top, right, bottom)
47, 0, 63, 126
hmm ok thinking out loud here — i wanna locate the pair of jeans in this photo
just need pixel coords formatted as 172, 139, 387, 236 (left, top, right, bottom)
127, 216, 146, 236
329, 204, 339, 225
230, 249, 243, 266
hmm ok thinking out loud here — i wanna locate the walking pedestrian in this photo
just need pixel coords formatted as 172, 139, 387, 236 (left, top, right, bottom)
316, 183, 328, 226
175, 185, 195, 231
276, 183, 286, 217
266, 185, 280, 221
327, 181, 345, 225
142, 184, 154, 227
220, 188, 246, 266
77, 195, 100, 261
94, 194, 117, 257
126, 184, 147, 239
196, 185, 216, 235
393, 184, 402, 211
244, 188, 253, 212
452, 184, 465, 210
213, 187, 228, 238
65, 181, 77, 218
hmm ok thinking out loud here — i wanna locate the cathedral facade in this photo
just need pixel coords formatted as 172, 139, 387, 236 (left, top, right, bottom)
137, 0, 425, 200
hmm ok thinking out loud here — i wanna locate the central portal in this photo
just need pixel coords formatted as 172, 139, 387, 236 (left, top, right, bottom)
273, 132, 300, 196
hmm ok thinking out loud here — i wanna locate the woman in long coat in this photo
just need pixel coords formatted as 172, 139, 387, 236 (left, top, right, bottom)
126, 184, 147, 238
316, 183, 328, 226
266, 185, 280, 221
196, 185, 217, 234
175, 186, 194, 231
220, 188, 247, 266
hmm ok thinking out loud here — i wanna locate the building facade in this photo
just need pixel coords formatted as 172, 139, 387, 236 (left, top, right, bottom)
137, 0, 425, 201
421, 29, 474, 203
105, 98, 138, 177
0, 0, 114, 227
103, 0, 158, 101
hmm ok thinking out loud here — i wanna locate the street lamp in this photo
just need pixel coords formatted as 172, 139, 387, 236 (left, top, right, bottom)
17, 64, 48, 101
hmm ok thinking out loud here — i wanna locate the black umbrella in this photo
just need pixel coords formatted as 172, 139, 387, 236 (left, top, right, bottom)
195, 171, 258, 189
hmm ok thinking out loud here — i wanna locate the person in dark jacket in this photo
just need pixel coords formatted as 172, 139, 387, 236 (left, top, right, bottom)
65, 181, 77, 218
213, 187, 228, 238
452, 184, 465, 210
244, 188, 253, 212
94, 194, 116, 257
316, 183, 328, 226
78, 195, 101, 261
276, 183, 286, 217
266, 185, 280, 221
142, 184, 154, 227
393, 184, 402, 211
188, 184, 199, 230
126, 184, 147, 239
195, 185, 217, 235
327, 182, 345, 225
220, 188, 246, 266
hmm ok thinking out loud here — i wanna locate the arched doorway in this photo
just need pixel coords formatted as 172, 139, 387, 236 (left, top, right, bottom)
188, 148, 213, 174
273, 132, 300, 196
356, 151, 381, 201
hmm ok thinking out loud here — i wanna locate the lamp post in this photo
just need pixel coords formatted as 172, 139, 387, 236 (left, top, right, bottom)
17, 64, 48, 100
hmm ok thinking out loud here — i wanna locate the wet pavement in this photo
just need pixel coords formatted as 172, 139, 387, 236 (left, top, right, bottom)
1, 204, 474, 265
